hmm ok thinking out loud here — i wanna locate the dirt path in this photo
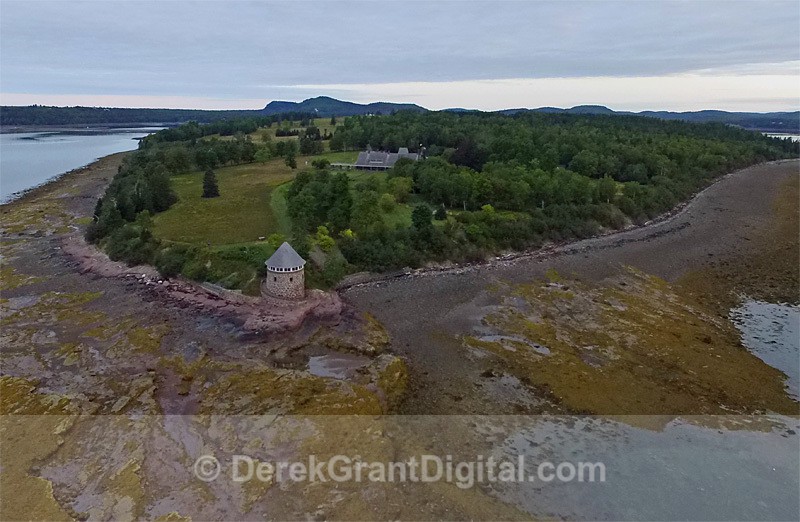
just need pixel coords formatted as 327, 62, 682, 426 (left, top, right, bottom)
344, 159, 800, 414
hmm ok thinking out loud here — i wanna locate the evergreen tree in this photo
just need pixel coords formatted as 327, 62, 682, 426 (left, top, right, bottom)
285, 151, 297, 169
411, 204, 434, 244
202, 169, 220, 198
92, 197, 104, 222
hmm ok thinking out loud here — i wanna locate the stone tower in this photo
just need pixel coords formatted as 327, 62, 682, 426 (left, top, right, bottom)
261, 242, 306, 300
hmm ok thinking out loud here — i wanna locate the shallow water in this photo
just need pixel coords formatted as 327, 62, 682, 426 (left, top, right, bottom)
0, 128, 160, 202
730, 300, 800, 400
489, 415, 800, 521
476, 334, 551, 355
307, 353, 370, 378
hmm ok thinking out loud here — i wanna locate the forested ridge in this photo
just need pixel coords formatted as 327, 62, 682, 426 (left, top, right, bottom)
86, 111, 799, 289
3, 98, 797, 131
0, 106, 317, 126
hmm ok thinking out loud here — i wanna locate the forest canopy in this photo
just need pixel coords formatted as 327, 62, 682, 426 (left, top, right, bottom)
85, 111, 799, 288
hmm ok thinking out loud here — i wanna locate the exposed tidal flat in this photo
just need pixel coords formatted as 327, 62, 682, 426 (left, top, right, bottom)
1, 152, 798, 519
343, 160, 800, 517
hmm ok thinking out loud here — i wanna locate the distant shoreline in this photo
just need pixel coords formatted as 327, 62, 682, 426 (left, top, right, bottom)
3, 122, 797, 135
0, 123, 173, 134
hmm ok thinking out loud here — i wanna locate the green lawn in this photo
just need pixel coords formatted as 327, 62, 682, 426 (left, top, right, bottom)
152, 159, 294, 245
205, 117, 347, 147
150, 150, 410, 294
383, 202, 413, 229
270, 183, 293, 237
308, 150, 359, 164
152, 150, 358, 246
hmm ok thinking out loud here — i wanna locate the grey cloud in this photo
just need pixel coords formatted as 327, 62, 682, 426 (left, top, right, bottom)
1, 0, 798, 100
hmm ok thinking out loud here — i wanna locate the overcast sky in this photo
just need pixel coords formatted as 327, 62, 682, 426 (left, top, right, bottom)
1, 0, 798, 111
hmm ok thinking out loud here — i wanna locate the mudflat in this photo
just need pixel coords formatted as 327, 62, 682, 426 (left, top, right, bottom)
344, 159, 800, 414
1, 155, 798, 520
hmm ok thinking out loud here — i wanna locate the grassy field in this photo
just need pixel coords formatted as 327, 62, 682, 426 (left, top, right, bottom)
152, 150, 360, 246
152, 159, 294, 245
204, 118, 342, 147
150, 148, 404, 293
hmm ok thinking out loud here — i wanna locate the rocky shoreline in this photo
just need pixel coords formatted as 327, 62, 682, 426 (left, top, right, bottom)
60, 234, 344, 336
345, 159, 800, 415
2, 151, 798, 520
339, 159, 796, 290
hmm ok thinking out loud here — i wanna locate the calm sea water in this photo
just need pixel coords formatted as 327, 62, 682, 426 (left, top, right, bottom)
731, 300, 800, 400
0, 128, 161, 203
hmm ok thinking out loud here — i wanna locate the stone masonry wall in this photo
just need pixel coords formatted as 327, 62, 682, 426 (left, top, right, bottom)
262, 269, 305, 300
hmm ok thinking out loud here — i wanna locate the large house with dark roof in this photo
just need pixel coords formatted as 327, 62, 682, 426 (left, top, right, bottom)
331, 147, 420, 170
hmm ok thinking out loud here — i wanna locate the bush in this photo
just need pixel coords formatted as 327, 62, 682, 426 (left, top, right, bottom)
322, 257, 349, 287
105, 223, 158, 266
315, 226, 335, 252
379, 193, 396, 212
267, 233, 286, 249
181, 254, 211, 281
154, 245, 191, 278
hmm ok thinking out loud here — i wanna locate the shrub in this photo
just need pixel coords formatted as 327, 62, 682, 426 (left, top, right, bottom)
379, 193, 396, 212
105, 222, 158, 266
154, 245, 191, 278
202, 169, 220, 198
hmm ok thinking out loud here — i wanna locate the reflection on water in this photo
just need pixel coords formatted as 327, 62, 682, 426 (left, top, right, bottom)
6, 414, 798, 520
0, 128, 161, 202
490, 415, 799, 521
731, 300, 800, 400
476, 334, 551, 355
307, 353, 371, 379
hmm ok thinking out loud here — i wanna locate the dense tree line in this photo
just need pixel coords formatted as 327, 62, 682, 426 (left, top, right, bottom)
89, 111, 798, 287
301, 112, 798, 272
139, 113, 314, 144
0, 105, 315, 127
330, 112, 797, 166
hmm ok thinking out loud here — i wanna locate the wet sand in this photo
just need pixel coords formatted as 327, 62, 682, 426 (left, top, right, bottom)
344, 160, 800, 414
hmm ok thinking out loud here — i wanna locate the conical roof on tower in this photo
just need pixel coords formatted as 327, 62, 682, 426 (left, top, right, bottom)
265, 242, 306, 271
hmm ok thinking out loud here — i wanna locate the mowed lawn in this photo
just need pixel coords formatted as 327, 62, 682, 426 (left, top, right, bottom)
153, 160, 295, 245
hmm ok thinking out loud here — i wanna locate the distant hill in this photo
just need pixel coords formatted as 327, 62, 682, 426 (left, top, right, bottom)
0, 96, 426, 127
635, 109, 800, 132
494, 105, 799, 131
1, 96, 796, 132
261, 96, 426, 117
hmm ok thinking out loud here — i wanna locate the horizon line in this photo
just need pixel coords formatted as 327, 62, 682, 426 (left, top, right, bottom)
1, 97, 798, 115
